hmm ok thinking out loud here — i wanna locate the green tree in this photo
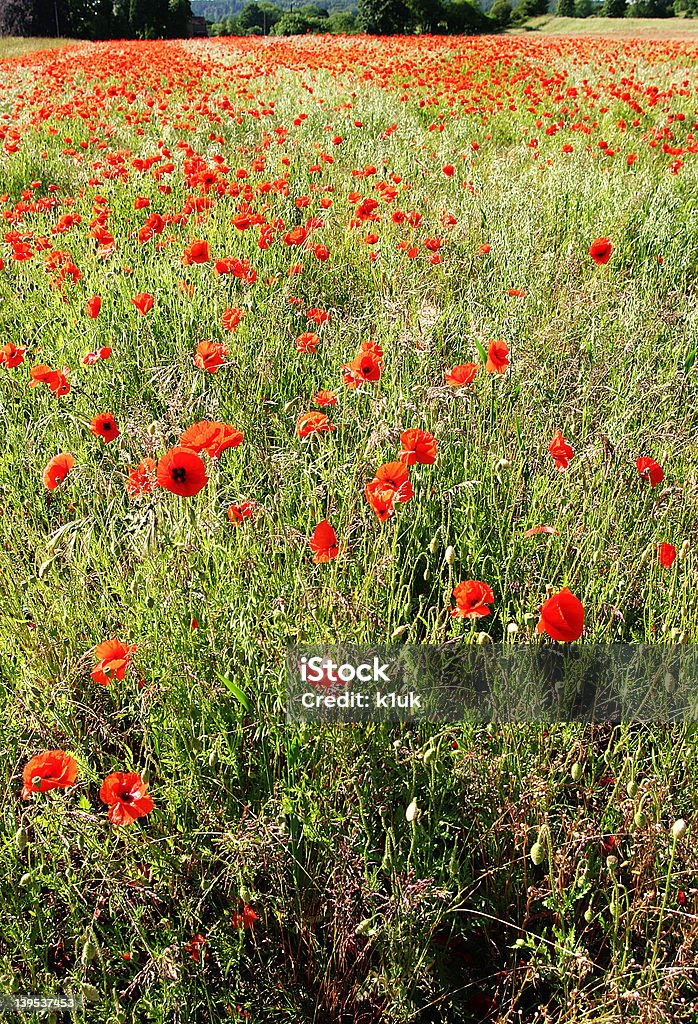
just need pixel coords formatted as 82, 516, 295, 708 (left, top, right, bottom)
488, 0, 513, 23
327, 9, 358, 29
356, 0, 410, 33
556, 0, 576, 14
442, 0, 492, 28
408, 0, 445, 31
511, 0, 549, 21
602, 0, 626, 16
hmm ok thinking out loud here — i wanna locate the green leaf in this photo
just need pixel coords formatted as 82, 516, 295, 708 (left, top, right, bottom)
474, 338, 487, 363
684, 348, 696, 374
216, 673, 251, 713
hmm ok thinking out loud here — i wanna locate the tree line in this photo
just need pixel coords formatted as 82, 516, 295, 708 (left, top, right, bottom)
0, 0, 695, 41
0, 0, 192, 39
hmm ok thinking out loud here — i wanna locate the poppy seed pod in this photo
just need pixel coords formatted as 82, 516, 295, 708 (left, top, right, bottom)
672, 819, 687, 841
530, 841, 545, 866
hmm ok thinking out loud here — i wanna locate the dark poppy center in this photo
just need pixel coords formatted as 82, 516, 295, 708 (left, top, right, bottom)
172, 467, 187, 483
119, 791, 134, 803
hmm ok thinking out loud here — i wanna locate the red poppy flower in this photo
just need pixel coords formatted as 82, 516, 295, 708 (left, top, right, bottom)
399, 428, 437, 465
296, 411, 335, 438
485, 340, 509, 374
180, 421, 243, 459
157, 447, 208, 497
90, 412, 119, 443
283, 226, 308, 246
29, 364, 70, 396
182, 239, 210, 265
308, 520, 339, 563
222, 307, 246, 332
451, 580, 494, 618
82, 346, 111, 366
85, 295, 101, 318
91, 638, 137, 685
589, 237, 613, 265
375, 461, 413, 502
537, 587, 584, 642
637, 456, 664, 488
549, 430, 574, 470
477, 244, 491, 255
0, 342, 26, 367
365, 479, 397, 522
126, 458, 157, 498
231, 904, 258, 929
445, 363, 478, 388
227, 501, 253, 526
524, 525, 559, 538
131, 292, 154, 315
43, 452, 74, 490
341, 340, 383, 389
296, 332, 320, 354
306, 307, 329, 326
314, 389, 337, 407
658, 542, 676, 568
100, 771, 154, 825
185, 934, 207, 963
22, 750, 78, 800
194, 340, 228, 373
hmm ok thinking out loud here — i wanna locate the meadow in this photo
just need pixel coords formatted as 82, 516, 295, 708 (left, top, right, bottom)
0, 30, 697, 1023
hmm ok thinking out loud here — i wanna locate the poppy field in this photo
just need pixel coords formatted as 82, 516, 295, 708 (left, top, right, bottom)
1, 30, 698, 1023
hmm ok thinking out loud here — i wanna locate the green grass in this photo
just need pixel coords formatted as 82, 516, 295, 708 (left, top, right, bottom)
514, 14, 698, 37
0, 33, 697, 1023
0, 37, 76, 58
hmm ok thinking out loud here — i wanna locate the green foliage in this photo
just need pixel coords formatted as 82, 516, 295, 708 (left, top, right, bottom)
357, 0, 411, 32
511, 0, 549, 21
602, 0, 626, 16
488, 0, 513, 24
556, 0, 577, 14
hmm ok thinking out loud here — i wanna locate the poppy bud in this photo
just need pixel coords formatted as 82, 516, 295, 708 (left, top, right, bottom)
20, 872, 32, 887
664, 672, 677, 694
530, 841, 545, 865
423, 745, 436, 763
672, 819, 687, 841
584, 906, 594, 923
208, 749, 218, 767
15, 827, 29, 852
634, 810, 648, 827
507, 623, 519, 636
406, 798, 419, 822
477, 631, 492, 645
571, 763, 582, 783
391, 624, 409, 639
679, 540, 690, 558
606, 855, 619, 871
428, 535, 439, 554
82, 939, 98, 964
444, 545, 455, 566
626, 780, 638, 799
81, 984, 100, 1004
497, 458, 511, 469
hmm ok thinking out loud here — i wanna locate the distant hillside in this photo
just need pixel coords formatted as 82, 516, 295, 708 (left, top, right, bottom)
191, 0, 357, 16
